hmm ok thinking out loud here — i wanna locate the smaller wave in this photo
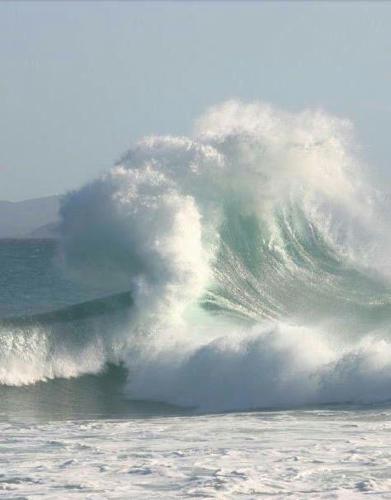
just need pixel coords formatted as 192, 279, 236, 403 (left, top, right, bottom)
126, 321, 391, 411
0, 292, 133, 328
0, 292, 134, 386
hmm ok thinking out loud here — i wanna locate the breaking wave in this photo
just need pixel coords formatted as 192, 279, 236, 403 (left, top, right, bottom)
2, 100, 391, 411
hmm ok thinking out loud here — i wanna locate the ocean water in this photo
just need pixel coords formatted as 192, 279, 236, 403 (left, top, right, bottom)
2, 101, 391, 498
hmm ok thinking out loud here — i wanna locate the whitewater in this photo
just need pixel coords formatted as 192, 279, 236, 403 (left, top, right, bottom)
2, 100, 391, 498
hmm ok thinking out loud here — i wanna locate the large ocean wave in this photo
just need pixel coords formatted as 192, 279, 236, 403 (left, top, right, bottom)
2, 100, 391, 411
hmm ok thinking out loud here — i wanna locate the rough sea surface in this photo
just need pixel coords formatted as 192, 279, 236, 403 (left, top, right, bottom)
2, 408, 391, 498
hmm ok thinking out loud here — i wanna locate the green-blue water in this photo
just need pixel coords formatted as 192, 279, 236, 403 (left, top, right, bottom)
0, 239, 186, 420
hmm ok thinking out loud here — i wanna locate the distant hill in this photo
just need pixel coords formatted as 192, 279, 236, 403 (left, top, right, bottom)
0, 195, 61, 238
28, 221, 60, 239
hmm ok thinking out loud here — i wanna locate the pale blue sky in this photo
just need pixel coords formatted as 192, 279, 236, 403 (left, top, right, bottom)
1, 1, 391, 200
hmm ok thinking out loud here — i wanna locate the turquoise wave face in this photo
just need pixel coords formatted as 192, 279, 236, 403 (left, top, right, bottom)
204, 201, 391, 333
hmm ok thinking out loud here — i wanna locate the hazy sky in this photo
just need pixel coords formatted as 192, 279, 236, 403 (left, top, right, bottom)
1, 1, 391, 201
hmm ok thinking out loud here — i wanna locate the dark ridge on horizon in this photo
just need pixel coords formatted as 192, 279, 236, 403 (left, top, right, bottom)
0, 195, 60, 239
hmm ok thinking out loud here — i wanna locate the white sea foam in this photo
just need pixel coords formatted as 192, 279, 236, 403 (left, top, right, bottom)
126, 321, 391, 410
2, 409, 391, 498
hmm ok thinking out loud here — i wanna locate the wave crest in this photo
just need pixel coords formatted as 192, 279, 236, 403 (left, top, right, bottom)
3, 100, 391, 410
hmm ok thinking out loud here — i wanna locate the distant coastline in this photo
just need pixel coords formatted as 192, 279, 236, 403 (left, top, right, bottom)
0, 237, 57, 242
0, 195, 60, 239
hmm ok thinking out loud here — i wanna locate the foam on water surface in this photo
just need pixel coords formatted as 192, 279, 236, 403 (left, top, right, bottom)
2, 408, 391, 498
